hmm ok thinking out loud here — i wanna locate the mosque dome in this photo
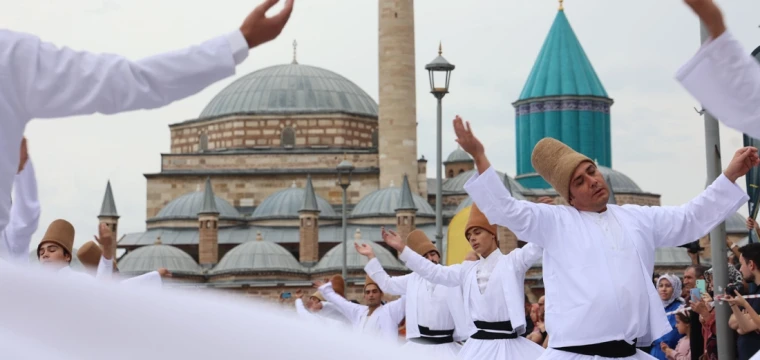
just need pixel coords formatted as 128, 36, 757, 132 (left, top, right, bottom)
351, 187, 434, 218
199, 63, 378, 119
725, 212, 749, 234
598, 166, 643, 193
251, 184, 337, 220
118, 244, 202, 276
152, 190, 241, 221
210, 237, 306, 275
444, 148, 473, 164
311, 238, 406, 273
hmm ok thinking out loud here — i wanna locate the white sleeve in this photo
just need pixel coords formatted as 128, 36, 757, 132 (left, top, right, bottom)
0, 29, 248, 120
676, 30, 760, 139
0, 160, 40, 263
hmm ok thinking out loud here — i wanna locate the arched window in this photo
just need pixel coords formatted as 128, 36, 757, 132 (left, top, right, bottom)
458, 169, 465, 175
199, 131, 208, 152
281, 127, 296, 147
447, 169, 454, 178
371, 129, 379, 148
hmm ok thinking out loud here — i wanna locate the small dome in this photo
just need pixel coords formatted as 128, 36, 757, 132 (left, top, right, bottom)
252, 186, 337, 220
200, 64, 378, 119
211, 238, 306, 275
351, 187, 434, 218
726, 212, 748, 234
444, 148, 473, 164
118, 245, 202, 275
598, 166, 642, 193
443, 169, 526, 194
153, 191, 240, 221
311, 239, 406, 273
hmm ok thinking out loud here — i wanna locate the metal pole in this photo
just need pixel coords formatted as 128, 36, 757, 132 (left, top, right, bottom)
341, 185, 348, 279
435, 95, 445, 265
700, 20, 735, 360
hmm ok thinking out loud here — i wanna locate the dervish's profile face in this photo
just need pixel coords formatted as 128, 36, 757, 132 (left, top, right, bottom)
568, 162, 609, 212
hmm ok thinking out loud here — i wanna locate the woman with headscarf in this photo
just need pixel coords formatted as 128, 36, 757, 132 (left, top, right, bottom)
650, 274, 685, 360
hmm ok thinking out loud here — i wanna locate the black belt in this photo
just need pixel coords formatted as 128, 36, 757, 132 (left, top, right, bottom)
470, 320, 517, 340
554, 339, 637, 358
408, 325, 455, 345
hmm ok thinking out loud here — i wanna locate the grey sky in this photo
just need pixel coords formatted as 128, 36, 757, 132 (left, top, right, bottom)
5, 0, 760, 250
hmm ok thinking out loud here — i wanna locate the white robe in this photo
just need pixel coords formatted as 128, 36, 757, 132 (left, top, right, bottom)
294, 299, 348, 328
464, 166, 747, 359
0, 257, 445, 360
398, 243, 545, 360
364, 257, 468, 358
0, 160, 39, 263
0, 28, 249, 235
676, 30, 760, 139
318, 282, 406, 343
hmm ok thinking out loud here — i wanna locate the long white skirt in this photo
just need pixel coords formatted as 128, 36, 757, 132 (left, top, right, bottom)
459, 336, 545, 360
403, 340, 462, 359
538, 348, 656, 360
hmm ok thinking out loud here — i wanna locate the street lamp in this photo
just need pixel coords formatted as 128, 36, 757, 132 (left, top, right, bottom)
336, 158, 354, 279
425, 42, 455, 264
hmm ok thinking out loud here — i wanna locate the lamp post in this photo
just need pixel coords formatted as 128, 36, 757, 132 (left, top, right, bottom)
425, 43, 455, 265
336, 158, 354, 279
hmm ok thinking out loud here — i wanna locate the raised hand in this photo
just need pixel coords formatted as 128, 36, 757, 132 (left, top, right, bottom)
157, 268, 172, 278
295, 289, 304, 300
537, 196, 554, 205
94, 223, 115, 260
380, 226, 404, 252
240, 0, 295, 49
683, 0, 725, 38
748, 217, 757, 231
355, 242, 375, 259
724, 146, 760, 183
313, 279, 326, 288
453, 115, 484, 158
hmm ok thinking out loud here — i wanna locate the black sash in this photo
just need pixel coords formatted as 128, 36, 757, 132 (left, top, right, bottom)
407, 325, 455, 345
554, 339, 637, 358
469, 320, 517, 340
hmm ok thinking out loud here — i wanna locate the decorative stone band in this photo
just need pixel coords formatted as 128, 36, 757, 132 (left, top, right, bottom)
515, 98, 612, 116
665, 293, 760, 315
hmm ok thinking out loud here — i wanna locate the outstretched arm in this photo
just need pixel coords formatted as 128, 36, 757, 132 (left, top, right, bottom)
1, 159, 40, 263
358, 242, 410, 296
382, 228, 464, 287
677, 1, 760, 139
507, 243, 543, 273
453, 117, 558, 247
384, 297, 407, 326
317, 282, 366, 325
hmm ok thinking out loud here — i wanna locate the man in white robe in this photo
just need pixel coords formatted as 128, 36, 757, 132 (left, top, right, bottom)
0, 138, 39, 264
293, 275, 351, 326
452, 115, 757, 359
36, 220, 113, 281
315, 275, 406, 343
380, 210, 545, 360
677, 0, 760, 139
76, 240, 168, 288
0, 0, 295, 236
356, 230, 469, 357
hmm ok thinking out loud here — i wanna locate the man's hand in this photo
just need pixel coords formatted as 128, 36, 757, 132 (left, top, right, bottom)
453, 116, 484, 158
724, 146, 760, 183
313, 279, 328, 288
94, 223, 115, 260
240, 0, 294, 49
748, 217, 757, 231
537, 196, 554, 205
355, 242, 375, 259
295, 289, 304, 300
683, 0, 726, 38
157, 268, 172, 278
17, 137, 28, 174
380, 227, 404, 252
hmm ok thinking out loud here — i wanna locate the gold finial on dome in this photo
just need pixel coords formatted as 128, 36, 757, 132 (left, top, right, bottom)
559, 0, 564, 11
256, 231, 263, 241
154, 236, 162, 245
354, 228, 362, 240
292, 39, 298, 64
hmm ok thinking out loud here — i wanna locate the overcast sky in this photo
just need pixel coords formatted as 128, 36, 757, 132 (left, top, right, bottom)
5, 0, 760, 250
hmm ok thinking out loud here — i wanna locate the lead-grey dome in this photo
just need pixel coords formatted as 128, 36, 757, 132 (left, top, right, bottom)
598, 166, 642, 193
118, 244, 202, 276
211, 239, 306, 275
251, 186, 337, 220
311, 239, 406, 273
153, 191, 241, 221
726, 212, 749, 234
445, 148, 473, 164
200, 64, 378, 119
351, 187, 434, 218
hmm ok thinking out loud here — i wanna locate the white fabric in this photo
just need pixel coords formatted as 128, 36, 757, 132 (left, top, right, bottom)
364, 257, 470, 346
538, 348, 656, 360
464, 166, 748, 348
121, 271, 163, 289
294, 299, 349, 327
0, 28, 249, 235
0, 257, 448, 360
676, 30, 760, 139
476, 248, 501, 294
318, 282, 406, 342
0, 160, 39, 263
399, 243, 544, 360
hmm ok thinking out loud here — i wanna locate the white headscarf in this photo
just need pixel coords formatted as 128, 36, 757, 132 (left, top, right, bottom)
657, 274, 683, 308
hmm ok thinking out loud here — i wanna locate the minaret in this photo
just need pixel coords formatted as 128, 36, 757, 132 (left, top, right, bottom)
378, 0, 418, 193
395, 174, 418, 244
98, 181, 119, 259
298, 175, 320, 265
513, 2, 613, 189
198, 177, 219, 266
496, 174, 519, 254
